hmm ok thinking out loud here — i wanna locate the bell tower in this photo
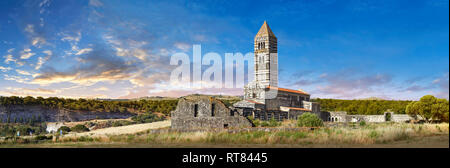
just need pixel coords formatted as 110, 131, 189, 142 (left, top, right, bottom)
254, 21, 278, 87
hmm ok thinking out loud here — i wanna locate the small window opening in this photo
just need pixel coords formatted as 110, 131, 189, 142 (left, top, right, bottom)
211, 103, 215, 117
194, 104, 198, 117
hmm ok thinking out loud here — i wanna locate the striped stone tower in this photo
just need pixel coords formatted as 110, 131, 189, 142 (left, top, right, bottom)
254, 21, 278, 87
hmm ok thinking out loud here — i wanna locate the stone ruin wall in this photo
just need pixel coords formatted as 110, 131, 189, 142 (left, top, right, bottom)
327, 111, 417, 123
171, 96, 253, 130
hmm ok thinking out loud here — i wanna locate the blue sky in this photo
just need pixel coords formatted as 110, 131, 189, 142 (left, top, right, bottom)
0, 0, 448, 100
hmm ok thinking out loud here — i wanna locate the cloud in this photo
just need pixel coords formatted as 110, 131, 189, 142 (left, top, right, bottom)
19, 48, 36, 59
32, 46, 140, 86
31, 37, 46, 46
89, 0, 104, 7
24, 24, 34, 34
75, 48, 93, 55
0, 66, 12, 72
4, 55, 16, 64
16, 69, 33, 76
290, 70, 323, 86
20, 50, 36, 59
39, 0, 52, 14
312, 69, 393, 99
3, 74, 30, 84
94, 86, 109, 91
174, 42, 192, 51
432, 73, 449, 99
401, 85, 432, 92
61, 31, 81, 43
1, 87, 60, 97
24, 24, 46, 47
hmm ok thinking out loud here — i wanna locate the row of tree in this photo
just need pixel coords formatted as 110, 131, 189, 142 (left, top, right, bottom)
313, 98, 413, 115
0, 96, 178, 115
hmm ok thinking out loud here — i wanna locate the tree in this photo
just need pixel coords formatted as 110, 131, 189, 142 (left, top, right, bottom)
71, 124, 89, 133
406, 95, 449, 123
432, 98, 449, 123
57, 126, 71, 133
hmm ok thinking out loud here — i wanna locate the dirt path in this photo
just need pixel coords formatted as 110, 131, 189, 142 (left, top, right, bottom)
65, 120, 171, 137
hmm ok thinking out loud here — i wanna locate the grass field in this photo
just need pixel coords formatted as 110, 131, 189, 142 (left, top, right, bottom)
1, 122, 448, 148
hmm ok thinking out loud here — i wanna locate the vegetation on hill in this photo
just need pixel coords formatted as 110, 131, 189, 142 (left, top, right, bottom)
313, 98, 413, 115
0, 123, 47, 137
0, 96, 178, 115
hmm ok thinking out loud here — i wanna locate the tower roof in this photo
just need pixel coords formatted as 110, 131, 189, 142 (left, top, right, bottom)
255, 21, 276, 39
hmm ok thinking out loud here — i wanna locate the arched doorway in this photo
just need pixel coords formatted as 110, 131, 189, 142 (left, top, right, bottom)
385, 113, 392, 122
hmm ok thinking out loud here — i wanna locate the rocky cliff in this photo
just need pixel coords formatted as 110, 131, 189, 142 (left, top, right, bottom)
0, 105, 136, 122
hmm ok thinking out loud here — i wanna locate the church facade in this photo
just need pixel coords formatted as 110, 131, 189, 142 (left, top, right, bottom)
233, 21, 323, 121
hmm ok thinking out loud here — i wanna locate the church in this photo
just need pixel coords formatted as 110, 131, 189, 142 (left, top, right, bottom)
171, 21, 324, 130
233, 21, 323, 121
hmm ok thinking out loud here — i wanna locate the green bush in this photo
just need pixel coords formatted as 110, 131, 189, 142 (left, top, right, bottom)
35, 135, 53, 141
57, 126, 71, 133
71, 124, 89, 133
260, 121, 269, 127
268, 117, 281, 127
297, 113, 324, 127
112, 120, 135, 127
131, 113, 165, 123
359, 121, 366, 126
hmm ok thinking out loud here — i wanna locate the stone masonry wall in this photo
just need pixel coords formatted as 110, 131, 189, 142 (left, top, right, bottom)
171, 96, 253, 129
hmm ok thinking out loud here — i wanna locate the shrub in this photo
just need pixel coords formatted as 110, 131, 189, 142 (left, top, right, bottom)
297, 113, 324, 127
359, 121, 366, 126
260, 121, 269, 127
57, 126, 71, 133
112, 120, 135, 127
268, 117, 281, 127
368, 131, 378, 138
35, 135, 52, 141
71, 124, 89, 133
131, 113, 165, 123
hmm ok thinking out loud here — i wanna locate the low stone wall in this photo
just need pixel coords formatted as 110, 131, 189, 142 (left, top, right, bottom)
171, 116, 252, 129
326, 111, 418, 123
363, 115, 386, 122
392, 114, 415, 122
154, 127, 315, 134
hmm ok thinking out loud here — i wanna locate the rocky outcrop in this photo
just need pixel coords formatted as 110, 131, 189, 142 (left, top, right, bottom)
0, 105, 135, 123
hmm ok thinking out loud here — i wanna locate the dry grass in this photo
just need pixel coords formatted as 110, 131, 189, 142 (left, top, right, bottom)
52, 122, 449, 145
2, 122, 448, 147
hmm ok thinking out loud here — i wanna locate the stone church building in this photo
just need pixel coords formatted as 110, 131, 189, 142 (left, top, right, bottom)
170, 21, 413, 129
233, 21, 322, 121
171, 21, 322, 129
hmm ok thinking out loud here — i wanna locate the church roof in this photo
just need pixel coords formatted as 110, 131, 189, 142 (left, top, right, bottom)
255, 21, 276, 38
246, 100, 264, 104
267, 86, 310, 95
281, 106, 312, 112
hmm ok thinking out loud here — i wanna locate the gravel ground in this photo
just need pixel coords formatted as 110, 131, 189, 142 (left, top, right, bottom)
66, 120, 171, 137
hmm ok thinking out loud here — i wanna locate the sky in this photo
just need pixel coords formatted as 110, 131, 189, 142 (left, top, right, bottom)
0, 0, 448, 100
